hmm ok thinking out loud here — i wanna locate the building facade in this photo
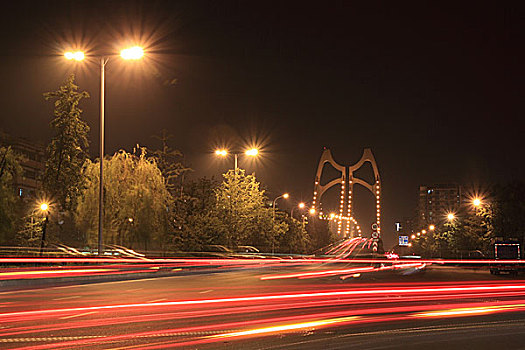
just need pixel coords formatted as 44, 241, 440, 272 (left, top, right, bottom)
0, 132, 45, 200
417, 184, 463, 229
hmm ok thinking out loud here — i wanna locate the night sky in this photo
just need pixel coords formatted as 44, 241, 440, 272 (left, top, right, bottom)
1, 1, 523, 247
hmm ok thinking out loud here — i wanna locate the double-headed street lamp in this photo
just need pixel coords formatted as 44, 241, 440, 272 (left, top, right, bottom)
65, 46, 144, 255
215, 148, 259, 170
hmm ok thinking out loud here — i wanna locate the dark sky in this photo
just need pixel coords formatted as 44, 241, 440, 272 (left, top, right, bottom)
1, 1, 524, 247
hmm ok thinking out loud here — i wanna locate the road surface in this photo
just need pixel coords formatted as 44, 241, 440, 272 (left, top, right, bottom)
0, 264, 524, 349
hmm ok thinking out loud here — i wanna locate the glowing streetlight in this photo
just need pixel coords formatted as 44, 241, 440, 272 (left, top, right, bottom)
273, 193, 290, 220
64, 51, 85, 61
64, 45, 145, 255
309, 208, 316, 215
473, 198, 482, 207
447, 213, 455, 221
38, 202, 50, 256
411, 234, 416, 239
330, 213, 336, 219
245, 148, 258, 156
120, 46, 144, 60
429, 224, 435, 231
291, 202, 306, 218
421, 229, 427, 234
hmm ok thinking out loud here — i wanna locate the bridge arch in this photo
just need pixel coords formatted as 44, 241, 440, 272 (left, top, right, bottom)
311, 148, 381, 237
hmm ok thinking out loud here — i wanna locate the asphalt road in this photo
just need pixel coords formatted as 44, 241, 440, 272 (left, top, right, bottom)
1, 264, 524, 349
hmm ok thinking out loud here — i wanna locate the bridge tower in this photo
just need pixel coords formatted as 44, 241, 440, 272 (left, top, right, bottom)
310, 148, 381, 237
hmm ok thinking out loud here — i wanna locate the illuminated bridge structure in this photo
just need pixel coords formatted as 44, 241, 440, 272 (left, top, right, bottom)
311, 148, 381, 238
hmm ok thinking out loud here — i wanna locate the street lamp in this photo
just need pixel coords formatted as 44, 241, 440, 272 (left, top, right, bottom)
215, 148, 259, 170
64, 46, 144, 255
38, 202, 50, 256
272, 193, 289, 220
291, 202, 306, 218
447, 212, 456, 222
429, 224, 435, 231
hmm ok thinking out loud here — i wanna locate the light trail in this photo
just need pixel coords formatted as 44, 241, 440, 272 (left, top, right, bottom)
3, 286, 525, 338
261, 263, 427, 280
81, 300, 525, 349
1, 257, 524, 265
3, 283, 525, 322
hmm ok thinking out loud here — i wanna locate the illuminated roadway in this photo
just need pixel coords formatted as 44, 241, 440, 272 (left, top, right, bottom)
0, 263, 524, 349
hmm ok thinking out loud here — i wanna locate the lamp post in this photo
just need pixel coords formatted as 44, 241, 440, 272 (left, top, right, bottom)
291, 202, 305, 218
38, 203, 49, 257
270, 193, 289, 254
64, 46, 144, 255
272, 193, 289, 220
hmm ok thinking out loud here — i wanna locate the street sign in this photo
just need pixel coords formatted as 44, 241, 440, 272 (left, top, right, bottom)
399, 235, 409, 246
371, 232, 379, 239
371, 223, 378, 231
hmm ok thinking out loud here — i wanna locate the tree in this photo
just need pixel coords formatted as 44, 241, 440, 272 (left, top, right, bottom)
43, 75, 90, 211
169, 177, 226, 252
276, 213, 311, 254
215, 169, 284, 250
149, 130, 191, 196
307, 217, 337, 253
75, 147, 171, 251
0, 146, 23, 244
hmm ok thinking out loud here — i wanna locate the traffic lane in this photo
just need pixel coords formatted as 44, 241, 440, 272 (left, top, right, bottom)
229, 312, 525, 350
1, 268, 525, 348
1, 264, 522, 315
5, 292, 521, 350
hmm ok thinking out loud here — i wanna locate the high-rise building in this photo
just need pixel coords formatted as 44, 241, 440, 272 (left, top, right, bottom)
417, 184, 462, 229
0, 132, 45, 200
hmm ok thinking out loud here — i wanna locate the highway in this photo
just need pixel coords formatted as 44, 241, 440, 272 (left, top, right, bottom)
0, 263, 524, 349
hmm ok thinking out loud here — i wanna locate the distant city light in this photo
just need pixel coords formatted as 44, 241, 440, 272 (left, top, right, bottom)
215, 149, 228, 156
447, 213, 455, 221
473, 198, 482, 207
39, 203, 49, 212
298, 202, 305, 209
429, 224, 435, 231
283, 193, 289, 199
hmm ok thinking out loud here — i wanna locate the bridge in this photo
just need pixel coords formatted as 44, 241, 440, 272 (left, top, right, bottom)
310, 148, 381, 242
